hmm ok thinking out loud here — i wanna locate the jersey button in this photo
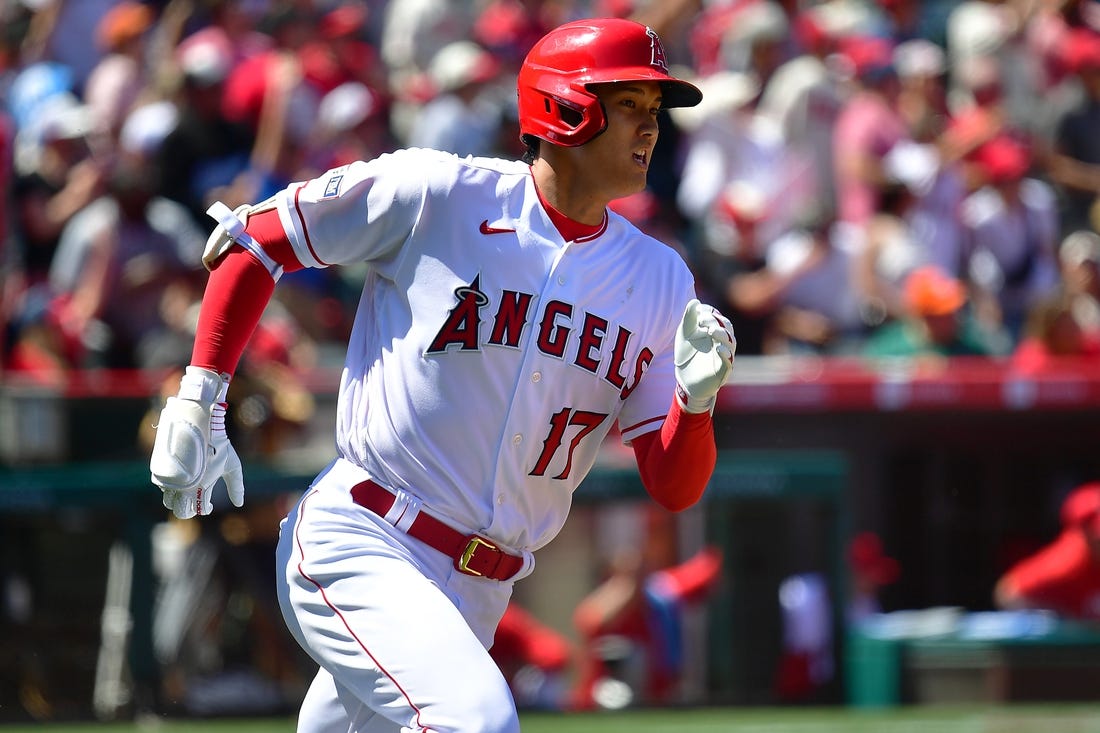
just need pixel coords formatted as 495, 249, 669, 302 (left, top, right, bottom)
512, 434, 522, 445
557, 275, 565, 285
497, 495, 505, 505
532, 372, 541, 383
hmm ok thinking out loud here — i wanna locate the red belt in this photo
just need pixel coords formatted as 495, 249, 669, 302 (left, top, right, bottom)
350, 480, 523, 581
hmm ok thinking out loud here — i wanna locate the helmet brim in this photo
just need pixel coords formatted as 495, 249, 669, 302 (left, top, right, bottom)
584, 69, 702, 108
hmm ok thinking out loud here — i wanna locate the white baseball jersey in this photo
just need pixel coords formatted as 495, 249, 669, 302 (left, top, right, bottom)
269, 147, 695, 553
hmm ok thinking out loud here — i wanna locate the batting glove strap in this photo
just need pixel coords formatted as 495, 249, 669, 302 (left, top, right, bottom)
203, 200, 283, 280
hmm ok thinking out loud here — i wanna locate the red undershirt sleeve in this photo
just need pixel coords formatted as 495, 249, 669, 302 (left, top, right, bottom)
190, 208, 302, 376
632, 399, 717, 512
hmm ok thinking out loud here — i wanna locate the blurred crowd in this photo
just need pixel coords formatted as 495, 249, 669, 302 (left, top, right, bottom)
4, 0, 1100, 390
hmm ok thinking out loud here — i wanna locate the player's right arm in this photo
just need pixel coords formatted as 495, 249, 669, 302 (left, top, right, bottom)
149, 206, 300, 518
150, 152, 430, 518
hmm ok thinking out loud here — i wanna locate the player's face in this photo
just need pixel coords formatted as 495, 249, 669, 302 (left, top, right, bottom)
584, 81, 662, 198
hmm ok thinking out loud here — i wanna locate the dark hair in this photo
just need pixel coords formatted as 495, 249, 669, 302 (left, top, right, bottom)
521, 136, 540, 164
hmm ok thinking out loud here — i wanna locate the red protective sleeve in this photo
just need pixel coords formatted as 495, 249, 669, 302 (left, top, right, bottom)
632, 399, 717, 512
190, 208, 302, 375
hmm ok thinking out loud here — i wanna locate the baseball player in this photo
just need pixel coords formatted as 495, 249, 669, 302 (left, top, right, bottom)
149, 18, 735, 733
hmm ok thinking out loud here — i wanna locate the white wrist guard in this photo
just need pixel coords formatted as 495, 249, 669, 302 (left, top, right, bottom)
150, 367, 245, 518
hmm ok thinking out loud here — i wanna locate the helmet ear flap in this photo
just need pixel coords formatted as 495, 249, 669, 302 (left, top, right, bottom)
522, 88, 607, 147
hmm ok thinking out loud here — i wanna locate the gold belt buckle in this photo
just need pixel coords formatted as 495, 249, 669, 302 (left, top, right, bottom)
458, 536, 497, 576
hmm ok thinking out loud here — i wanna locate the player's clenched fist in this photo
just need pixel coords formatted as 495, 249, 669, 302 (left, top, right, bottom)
149, 366, 245, 519
674, 299, 736, 414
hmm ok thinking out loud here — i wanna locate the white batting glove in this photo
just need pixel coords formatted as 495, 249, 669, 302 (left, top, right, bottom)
674, 299, 736, 414
149, 366, 245, 519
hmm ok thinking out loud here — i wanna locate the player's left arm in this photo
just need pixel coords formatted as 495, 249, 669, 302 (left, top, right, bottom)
633, 299, 736, 512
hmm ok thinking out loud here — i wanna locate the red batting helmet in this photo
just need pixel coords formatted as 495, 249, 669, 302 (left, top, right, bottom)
517, 18, 702, 147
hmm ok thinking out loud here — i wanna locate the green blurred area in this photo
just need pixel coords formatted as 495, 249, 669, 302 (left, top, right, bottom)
5, 706, 1100, 733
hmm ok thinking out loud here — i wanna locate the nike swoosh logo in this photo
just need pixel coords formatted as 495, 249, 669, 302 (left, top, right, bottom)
480, 219, 516, 235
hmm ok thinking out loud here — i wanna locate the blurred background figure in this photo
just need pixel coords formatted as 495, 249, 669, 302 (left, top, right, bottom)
1040, 27, 1100, 235
995, 481, 1100, 621
310, 80, 395, 171
1059, 229, 1100, 338
960, 133, 1061, 344
847, 531, 901, 626
83, 0, 155, 143
1009, 290, 1100, 375
863, 264, 1003, 359
45, 156, 204, 370
155, 34, 252, 230
572, 545, 723, 711
406, 39, 504, 156
831, 34, 909, 231
489, 602, 574, 712
756, 5, 845, 220
751, 204, 866, 355
852, 140, 969, 326
773, 572, 833, 704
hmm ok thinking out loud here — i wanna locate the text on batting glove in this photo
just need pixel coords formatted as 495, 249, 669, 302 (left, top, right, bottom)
149, 366, 245, 519
674, 299, 736, 413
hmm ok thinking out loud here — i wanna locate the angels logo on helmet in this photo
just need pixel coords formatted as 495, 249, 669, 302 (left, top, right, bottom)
645, 26, 668, 73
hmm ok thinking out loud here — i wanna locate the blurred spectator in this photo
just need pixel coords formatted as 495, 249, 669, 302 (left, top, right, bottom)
994, 481, 1100, 620
4, 96, 110, 374
773, 572, 833, 703
138, 297, 319, 461
675, 70, 808, 248
831, 35, 910, 228
155, 35, 253, 228
471, 0, 554, 71
175, 0, 272, 71
939, 53, 1012, 177
1059, 229, 1100, 336
572, 545, 723, 710
756, 6, 845, 218
309, 80, 396, 171
862, 264, 1002, 359
7, 59, 78, 139
689, 0, 798, 77
118, 97, 179, 163
84, 0, 156, 142
379, 0, 474, 108
216, 48, 355, 348
406, 40, 505, 156
893, 38, 949, 145
960, 133, 1061, 342
853, 141, 966, 325
489, 602, 573, 711
742, 205, 866, 355
221, 5, 319, 142
847, 531, 901, 625
714, 0, 791, 86
1010, 290, 1100, 375
1042, 28, 1100, 234
872, 0, 924, 43
10, 96, 108, 289
31, 0, 120, 93
945, 0, 1041, 136
299, 3, 388, 97
689, 179, 774, 355
674, 71, 761, 220
45, 156, 205, 369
